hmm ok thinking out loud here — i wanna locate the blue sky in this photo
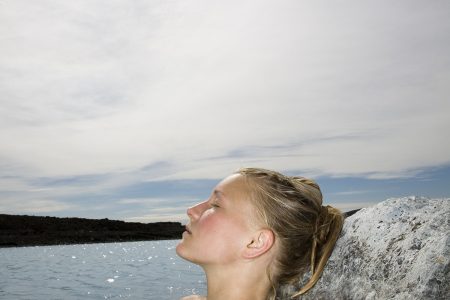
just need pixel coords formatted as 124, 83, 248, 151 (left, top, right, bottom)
0, 0, 449, 223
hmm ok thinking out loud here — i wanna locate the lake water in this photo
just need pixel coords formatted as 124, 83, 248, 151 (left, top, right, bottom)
0, 240, 206, 299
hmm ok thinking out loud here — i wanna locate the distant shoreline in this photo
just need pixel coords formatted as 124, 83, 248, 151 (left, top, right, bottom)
1, 209, 359, 248
0, 214, 184, 248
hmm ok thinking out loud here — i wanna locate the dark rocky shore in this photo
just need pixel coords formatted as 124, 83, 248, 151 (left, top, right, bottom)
0, 209, 360, 248
0, 214, 185, 247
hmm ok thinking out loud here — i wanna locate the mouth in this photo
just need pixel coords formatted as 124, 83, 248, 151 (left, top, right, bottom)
185, 225, 192, 234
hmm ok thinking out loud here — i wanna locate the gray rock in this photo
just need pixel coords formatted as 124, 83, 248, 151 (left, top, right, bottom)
280, 196, 450, 300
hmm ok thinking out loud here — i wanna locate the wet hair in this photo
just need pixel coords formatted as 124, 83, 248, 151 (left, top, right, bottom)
237, 167, 344, 299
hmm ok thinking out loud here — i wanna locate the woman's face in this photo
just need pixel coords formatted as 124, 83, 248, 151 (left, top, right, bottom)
176, 174, 259, 266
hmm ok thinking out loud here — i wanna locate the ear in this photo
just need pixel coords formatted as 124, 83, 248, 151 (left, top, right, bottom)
242, 229, 275, 259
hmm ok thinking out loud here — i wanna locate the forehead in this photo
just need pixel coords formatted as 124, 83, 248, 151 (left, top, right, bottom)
215, 174, 249, 199
215, 174, 260, 224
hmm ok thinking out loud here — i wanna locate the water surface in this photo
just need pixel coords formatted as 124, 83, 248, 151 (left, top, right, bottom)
0, 240, 206, 299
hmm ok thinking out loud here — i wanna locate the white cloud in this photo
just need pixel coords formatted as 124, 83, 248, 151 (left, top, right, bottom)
330, 201, 377, 212
117, 197, 195, 206
0, 198, 77, 214
331, 190, 373, 196
125, 213, 188, 224
122, 203, 190, 223
117, 198, 159, 205
0, 0, 449, 182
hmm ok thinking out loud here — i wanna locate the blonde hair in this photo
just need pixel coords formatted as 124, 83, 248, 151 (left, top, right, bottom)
237, 167, 344, 299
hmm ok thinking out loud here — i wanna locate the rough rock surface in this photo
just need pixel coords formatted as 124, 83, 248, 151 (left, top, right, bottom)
280, 196, 449, 300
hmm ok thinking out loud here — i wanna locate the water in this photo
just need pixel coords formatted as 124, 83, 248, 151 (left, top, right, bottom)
0, 240, 206, 299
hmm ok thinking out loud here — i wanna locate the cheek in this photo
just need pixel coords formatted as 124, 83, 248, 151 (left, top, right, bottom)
199, 213, 243, 242
177, 213, 248, 264
199, 214, 248, 255
176, 213, 222, 261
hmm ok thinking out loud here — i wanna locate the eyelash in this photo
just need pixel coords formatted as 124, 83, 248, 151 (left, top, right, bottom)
210, 203, 220, 208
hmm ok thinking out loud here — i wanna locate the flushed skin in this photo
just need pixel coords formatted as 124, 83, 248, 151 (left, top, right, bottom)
177, 168, 343, 300
177, 174, 261, 266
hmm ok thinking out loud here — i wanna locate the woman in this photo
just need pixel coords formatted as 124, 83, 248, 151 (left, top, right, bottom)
176, 167, 344, 300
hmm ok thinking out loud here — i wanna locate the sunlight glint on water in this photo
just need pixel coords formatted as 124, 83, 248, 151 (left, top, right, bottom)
0, 240, 205, 299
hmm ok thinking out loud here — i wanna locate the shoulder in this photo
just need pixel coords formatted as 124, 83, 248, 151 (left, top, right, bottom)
180, 295, 206, 300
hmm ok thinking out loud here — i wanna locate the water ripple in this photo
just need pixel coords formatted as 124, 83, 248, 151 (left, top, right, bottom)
0, 240, 205, 299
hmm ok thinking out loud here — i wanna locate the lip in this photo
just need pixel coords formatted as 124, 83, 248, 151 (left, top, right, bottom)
185, 225, 192, 234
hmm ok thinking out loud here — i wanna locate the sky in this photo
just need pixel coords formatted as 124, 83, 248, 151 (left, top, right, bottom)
0, 0, 449, 224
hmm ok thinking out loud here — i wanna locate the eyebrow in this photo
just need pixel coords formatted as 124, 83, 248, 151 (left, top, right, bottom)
213, 190, 224, 199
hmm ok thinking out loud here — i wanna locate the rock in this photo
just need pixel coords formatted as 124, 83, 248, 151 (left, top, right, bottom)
280, 196, 450, 300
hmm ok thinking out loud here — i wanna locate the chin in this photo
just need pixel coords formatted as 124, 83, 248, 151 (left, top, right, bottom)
175, 241, 185, 257
176, 243, 202, 264
176, 241, 190, 258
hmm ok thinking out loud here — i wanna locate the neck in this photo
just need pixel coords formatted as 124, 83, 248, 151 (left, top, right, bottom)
202, 263, 272, 300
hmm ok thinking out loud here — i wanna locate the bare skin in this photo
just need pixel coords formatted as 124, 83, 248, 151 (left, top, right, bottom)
177, 174, 276, 300
181, 296, 206, 300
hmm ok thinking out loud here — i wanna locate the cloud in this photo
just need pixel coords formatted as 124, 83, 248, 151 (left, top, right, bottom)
0, 0, 449, 218
0, 198, 77, 214
117, 198, 158, 205
119, 199, 192, 223
125, 213, 188, 224
329, 201, 376, 212
331, 190, 373, 196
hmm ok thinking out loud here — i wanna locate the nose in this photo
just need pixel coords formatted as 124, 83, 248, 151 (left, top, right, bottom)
187, 201, 208, 221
